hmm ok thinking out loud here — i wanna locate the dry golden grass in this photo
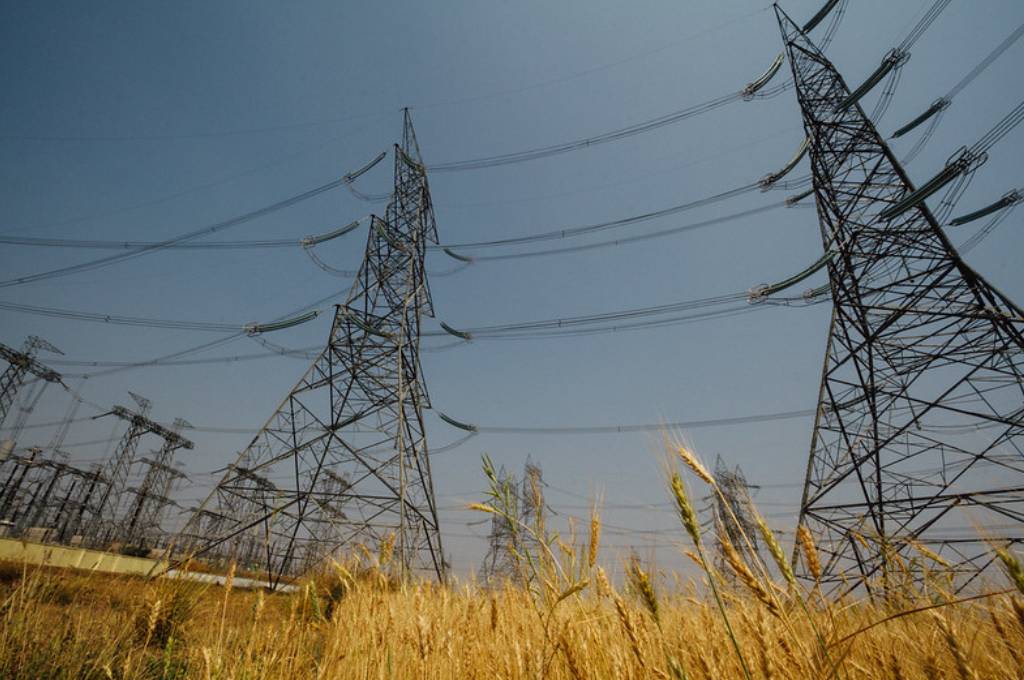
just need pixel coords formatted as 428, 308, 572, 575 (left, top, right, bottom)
0, 449, 1021, 679
1, 561, 1022, 679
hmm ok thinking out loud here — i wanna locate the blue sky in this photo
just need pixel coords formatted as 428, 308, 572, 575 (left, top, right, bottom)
2, 0, 1023, 576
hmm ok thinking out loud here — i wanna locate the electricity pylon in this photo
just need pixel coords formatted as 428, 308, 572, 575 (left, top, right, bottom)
479, 461, 546, 586
0, 336, 63, 429
711, 456, 761, 577
777, 6, 1024, 595
84, 397, 193, 546
176, 111, 446, 587
122, 418, 191, 549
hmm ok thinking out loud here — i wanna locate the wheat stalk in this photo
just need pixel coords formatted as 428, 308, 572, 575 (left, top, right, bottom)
797, 526, 821, 582
719, 532, 780, 618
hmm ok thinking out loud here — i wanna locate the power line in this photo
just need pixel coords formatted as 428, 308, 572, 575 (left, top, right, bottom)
438, 407, 816, 435
0, 177, 350, 289
56, 286, 350, 379
1, 9, 771, 144
458, 202, 787, 263
426, 1, 851, 173
436, 182, 761, 251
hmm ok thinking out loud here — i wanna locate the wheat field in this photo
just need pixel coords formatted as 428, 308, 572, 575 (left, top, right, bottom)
1, 448, 1022, 679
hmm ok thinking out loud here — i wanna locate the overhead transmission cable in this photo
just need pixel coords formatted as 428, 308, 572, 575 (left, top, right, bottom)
423, 2, 960, 261
835, 0, 953, 113
879, 96, 1024, 221
0, 217, 364, 251
3, 9, 774, 144
893, 21, 1024, 164
436, 407, 816, 435
57, 286, 351, 379
0, 151, 388, 289
461, 202, 787, 263
426, 0, 847, 173
953, 187, 1023, 255
0, 300, 321, 334
436, 182, 761, 255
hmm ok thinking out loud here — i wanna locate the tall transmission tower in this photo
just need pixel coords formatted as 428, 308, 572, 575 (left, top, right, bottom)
479, 461, 546, 586
0, 446, 42, 528
122, 418, 191, 549
176, 110, 446, 587
83, 397, 193, 547
777, 6, 1024, 595
710, 456, 762, 576
0, 336, 63, 429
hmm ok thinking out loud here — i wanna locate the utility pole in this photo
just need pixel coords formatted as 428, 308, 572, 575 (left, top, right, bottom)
177, 111, 446, 587
777, 6, 1024, 595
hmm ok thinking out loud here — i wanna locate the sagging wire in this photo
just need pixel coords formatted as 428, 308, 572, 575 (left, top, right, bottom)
0, 299, 321, 335
893, 21, 1024, 159
58, 286, 350, 379
458, 203, 785, 264
430, 1, 849, 173
900, 106, 946, 165
436, 406, 816, 436
427, 90, 747, 172
0, 214, 369, 253
342, 150, 391, 204
878, 92, 1024, 222
954, 189, 1023, 255
758, 138, 809, 190
436, 181, 761, 254
431, 289, 758, 341
835, 0, 954, 114
0, 176, 355, 289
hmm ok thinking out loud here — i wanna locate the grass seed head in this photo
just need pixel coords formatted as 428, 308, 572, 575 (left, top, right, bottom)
670, 472, 702, 547
588, 506, 601, 570
719, 532, 780, 617
995, 546, 1024, 595
797, 525, 821, 581
626, 556, 661, 625
675, 445, 715, 487
756, 515, 795, 587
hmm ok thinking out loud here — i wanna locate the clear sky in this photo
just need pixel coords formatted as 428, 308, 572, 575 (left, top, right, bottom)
2, 0, 1023, 577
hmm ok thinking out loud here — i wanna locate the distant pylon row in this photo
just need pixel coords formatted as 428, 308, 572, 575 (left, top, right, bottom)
0, 350, 193, 555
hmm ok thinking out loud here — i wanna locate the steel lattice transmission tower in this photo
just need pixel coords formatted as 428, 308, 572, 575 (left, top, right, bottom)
83, 397, 193, 547
123, 418, 192, 549
479, 461, 545, 586
777, 6, 1024, 595
710, 456, 762, 577
176, 111, 446, 586
0, 336, 63, 431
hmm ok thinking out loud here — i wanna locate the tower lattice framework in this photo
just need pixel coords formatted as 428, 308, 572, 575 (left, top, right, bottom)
177, 111, 445, 586
778, 6, 1024, 594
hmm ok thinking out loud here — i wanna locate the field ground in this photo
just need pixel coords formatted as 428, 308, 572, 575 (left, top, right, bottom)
1, 548, 1023, 678
2, 455, 1022, 679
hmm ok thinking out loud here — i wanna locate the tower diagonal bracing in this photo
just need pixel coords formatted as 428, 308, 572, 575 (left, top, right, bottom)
777, 5, 1024, 595
174, 112, 445, 587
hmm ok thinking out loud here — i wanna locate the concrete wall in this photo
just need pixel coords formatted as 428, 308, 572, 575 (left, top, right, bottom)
0, 537, 165, 577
